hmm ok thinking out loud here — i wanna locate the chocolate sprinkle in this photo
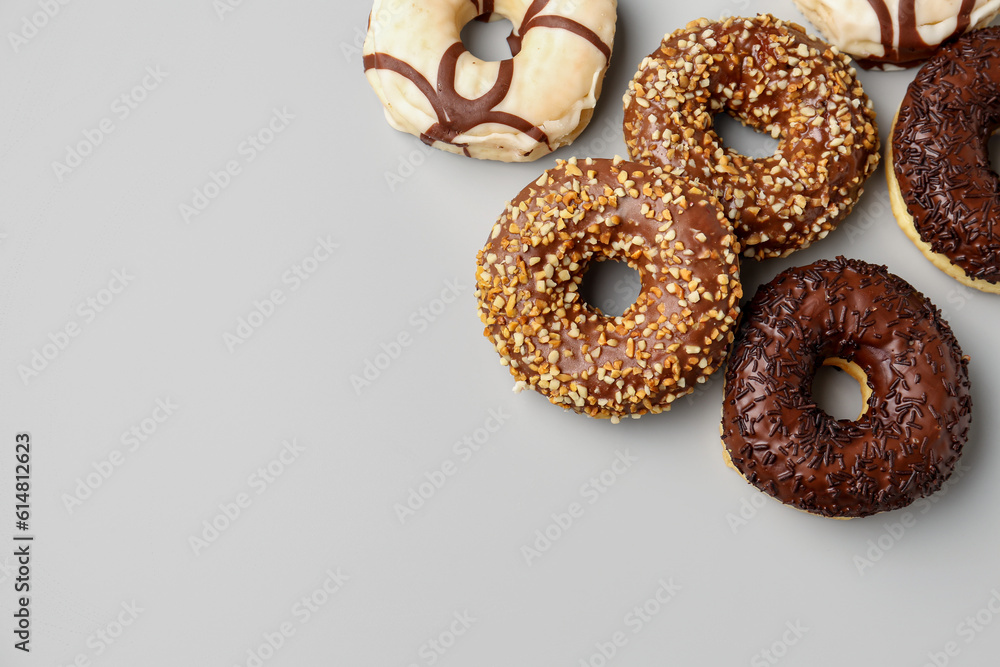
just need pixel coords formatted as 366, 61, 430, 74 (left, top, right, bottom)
721, 257, 972, 518
892, 27, 1000, 284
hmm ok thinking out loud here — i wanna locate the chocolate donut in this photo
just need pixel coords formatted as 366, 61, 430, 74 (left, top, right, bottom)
363, 0, 617, 162
721, 257, 972, 518
888, 27, 1000, 293
794, 0, 1000, 69
476, 157, 742, 421
623, 15, 880, 259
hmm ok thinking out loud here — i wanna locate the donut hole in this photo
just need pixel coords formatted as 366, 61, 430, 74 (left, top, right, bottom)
460, 14, 515, 62
812, 358, 871, 421
988, 130, 1000, 176
713, 113, 781, 159
578, 259, 641, 317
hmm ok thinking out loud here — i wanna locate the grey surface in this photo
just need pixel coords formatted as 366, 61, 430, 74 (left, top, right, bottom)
1, 0, 999, 665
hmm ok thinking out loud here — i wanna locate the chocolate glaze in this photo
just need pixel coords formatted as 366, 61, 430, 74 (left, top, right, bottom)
892, 27, 1000, 284
505, 0, 612, 60
722, 257, 972, 518
476, 158, 742, 420
858, 0, 976, 68
364, 0, 612, 157
623, 15, 880, 259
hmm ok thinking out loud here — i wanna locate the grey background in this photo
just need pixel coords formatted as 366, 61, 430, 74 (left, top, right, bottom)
1, 0, 998, 665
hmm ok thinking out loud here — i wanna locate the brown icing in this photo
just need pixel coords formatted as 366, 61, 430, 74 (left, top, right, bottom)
623, 15, 880, 260
364, 0, 612, 156
476, 158, 742, 420
722, 257, 972, 518
892, 26, 1000, 284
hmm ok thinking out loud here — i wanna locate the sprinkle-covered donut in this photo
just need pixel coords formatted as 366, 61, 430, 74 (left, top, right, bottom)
721, 257, 972, 518
888, 27, 1000, 293
475, 158, 742, 421
623, 15, 880, 259
363, 0, 617, 162
793, 0, 1000, 69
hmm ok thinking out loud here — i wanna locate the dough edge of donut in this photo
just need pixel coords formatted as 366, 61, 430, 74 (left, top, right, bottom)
719, 360, 871, 522
887, 112, 1000, 294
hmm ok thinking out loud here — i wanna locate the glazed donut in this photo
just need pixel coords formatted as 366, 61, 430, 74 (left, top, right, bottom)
793, 0, 1000, 69
623, 15, 881, 259
721, 257, 972, 518
888, 27, 1000, 293
362, 0, 617, 162
475, 157, 742, 421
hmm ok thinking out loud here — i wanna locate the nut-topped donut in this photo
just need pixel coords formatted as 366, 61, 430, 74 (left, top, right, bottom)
721, 257, 973, 518
363, 0, 617, 162
888, 26, 1000, 293
476, 157, 742, 422
623, 15, 880, 259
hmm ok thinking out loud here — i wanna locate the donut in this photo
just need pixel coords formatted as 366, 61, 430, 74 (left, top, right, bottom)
362, 0, 617, 162
622, 15, 881, 259
721, 257, 972, 518
888, 27, 1000, 293
793, 0, 1000, 69
475, 157, 742, 421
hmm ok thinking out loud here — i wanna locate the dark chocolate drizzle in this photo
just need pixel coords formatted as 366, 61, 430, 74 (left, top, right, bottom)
892, 26, 1000, 284
364, 0, 612, 156
858, 0, 977, 68
864, 0, 895, 48
721, 257, 972, 518
506, 0, 612, 60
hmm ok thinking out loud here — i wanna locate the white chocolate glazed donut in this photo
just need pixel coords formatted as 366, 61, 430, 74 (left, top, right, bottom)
363, 0, 617, 162
793, 0, 1000, 68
